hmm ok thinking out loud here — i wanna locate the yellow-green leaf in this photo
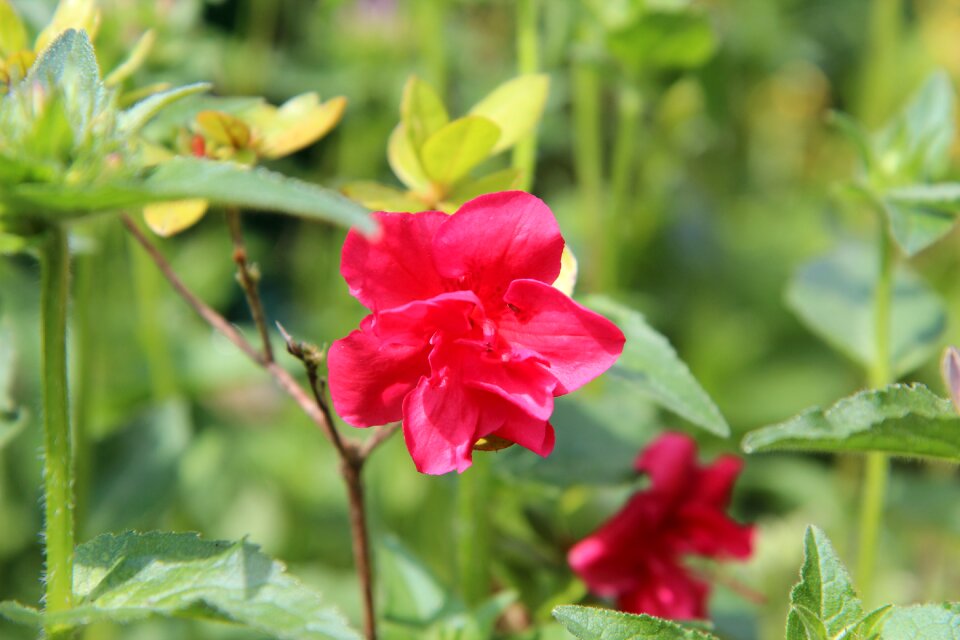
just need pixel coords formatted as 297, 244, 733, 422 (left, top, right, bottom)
469, 74, 549, 154
342, 181, 425, 212
143, 199, 209, 237
104, 29, 155, 87
0, 0, 27, 57
196, 110, 251, 149
401, 75, 449, 151
387, 123, 431, 191
251, 93, 346, 159
35, 0, 101, 53
445, 167, 522, 207
420, 116, 501, 186
553, 246, 578, 297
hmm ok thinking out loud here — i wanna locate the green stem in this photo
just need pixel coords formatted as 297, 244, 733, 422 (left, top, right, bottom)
607, 83, 643, 287
571, 41, 604, 290
512, 0, 540, 191
857, 217, 894, 603
129, 230, 179, 399
41, 225, 75, 635
857, 0, 902, 127
413, 0, 447, 97
457, 455, 492, 607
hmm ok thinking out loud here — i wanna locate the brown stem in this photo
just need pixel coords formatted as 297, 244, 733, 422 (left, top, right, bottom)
342, 459, 376, 640
226, 208, 274, 363
123, 214, 397, 640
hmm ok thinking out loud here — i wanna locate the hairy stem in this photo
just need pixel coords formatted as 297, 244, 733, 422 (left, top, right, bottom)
124, 215, 395, 639
41, 225, 75, 637
857, 217, 894, 603
512, 0, 540, 191
226, 209, 274, 363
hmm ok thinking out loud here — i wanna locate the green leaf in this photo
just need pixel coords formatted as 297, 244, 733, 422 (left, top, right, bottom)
4, 158, 376, 234
0, 601, 40, 627
583, 295, 729, 437
119, 82, 211, 136
388, 123, 432, 191
875, 71, 955, 181
27, 28, 101, 88
881, 197, 956, 256
378, 536, 452, 626
341, 181, 425, 213
785, 527, 863, 640
607, 12, 716, 74
445, 167, 523, 207
420, 116, 501, 186
785, 243, 946, 376
828, 111, 874, 173
401, 76, 449, 151
552, 606, 720, 640
11, 531, 361, 639
742, 383, 960, 462
879, 604, 960, 639
469, 74, 549, 154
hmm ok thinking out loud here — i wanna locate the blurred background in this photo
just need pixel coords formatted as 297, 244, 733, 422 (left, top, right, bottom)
2, 0, 960, 638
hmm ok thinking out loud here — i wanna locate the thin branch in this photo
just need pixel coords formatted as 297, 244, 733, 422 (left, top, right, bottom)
360, 423, 400, 460
226, 209, 275, 363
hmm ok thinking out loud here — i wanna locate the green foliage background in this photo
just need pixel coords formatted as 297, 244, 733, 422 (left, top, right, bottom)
2, 0, 960, 638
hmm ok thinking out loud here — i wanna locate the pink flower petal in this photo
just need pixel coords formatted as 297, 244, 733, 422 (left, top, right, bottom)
373, 291, 479, 345
341, 210, 449, 311
484, 398, 556, 457
459, 345, 558, 421
634, 432, 698, 502
401, 376, 481, 475
432, 192, 565, 305
498, 279, 625, 394
617, 564, 710, 620
327, 320, 429, 427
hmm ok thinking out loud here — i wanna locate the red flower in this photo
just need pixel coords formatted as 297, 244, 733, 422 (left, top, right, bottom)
568, 432, 754, 620
328, 191, 625, 475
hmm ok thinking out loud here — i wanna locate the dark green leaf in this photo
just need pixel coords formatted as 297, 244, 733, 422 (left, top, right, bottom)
552, 605, 720, 640
785, 243, 946, 376
742, 384, 960, 462
15, 531, 361, 639
785, 527, 863, 640
0, 323, 24, 451
584, 296, 729, 437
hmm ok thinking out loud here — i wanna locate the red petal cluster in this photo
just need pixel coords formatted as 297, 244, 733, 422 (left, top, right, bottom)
328, 191, 625, 475
568, 432, 755, 620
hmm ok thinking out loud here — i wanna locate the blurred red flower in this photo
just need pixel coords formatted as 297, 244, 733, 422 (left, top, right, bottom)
568, 432, 755, 620
327, 191, 625, 475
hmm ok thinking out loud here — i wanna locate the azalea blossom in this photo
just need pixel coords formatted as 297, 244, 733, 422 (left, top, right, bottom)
568, 432, 754, 620
327, 191, 625, 475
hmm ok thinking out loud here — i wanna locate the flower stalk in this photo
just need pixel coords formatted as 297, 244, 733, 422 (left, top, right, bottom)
513, 0, 540, 191
40, 224, 75, 637
857, 216, 894, 603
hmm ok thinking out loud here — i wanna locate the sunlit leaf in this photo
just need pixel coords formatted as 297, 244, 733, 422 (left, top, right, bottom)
469, 74, 549, 154
553, 605, 720, 640
119, 82, 211, 136
143, 198, 209, 236
583, 296, 729, 437
104, 29, 156, 87
742, 383, 960, 462
445, 167, 522, 207
249, 93, 347, 159
341, 181, 425, 212
35, 0, 101, 54
420, 116, 500, 185
1, 532, 361, 639
0, 0, 27, 57
401, 76, 449, 151
786, 243, 946, 376
388, 123, 432, 191
785, 527, 864, 640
